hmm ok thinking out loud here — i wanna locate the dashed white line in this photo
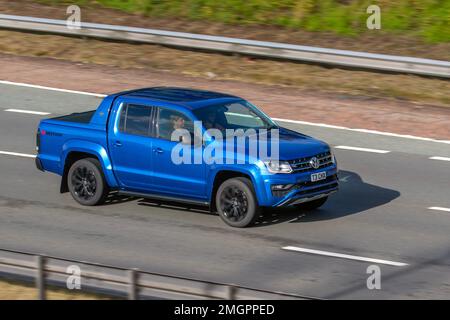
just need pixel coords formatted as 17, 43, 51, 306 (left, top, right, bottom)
5, 109, 51, 116
0, 151, 36, 158
429, 156, 450, 162
273, 118, 450, 145
428, 207, 450, 213
0, 80, 106, 97
0, 80, 449, 145
282, 246, 408, 267
334, 146, 390, 154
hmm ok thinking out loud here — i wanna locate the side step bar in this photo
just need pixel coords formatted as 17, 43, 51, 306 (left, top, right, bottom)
118, 190, 210, 207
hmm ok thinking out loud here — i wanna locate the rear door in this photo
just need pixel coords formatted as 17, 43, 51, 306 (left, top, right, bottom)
108, 100, 155, 191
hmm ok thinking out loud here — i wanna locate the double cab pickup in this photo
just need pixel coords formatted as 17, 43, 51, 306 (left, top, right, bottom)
36, 87, 338, 227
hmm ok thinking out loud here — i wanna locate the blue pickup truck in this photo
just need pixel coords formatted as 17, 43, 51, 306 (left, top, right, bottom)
36, 87, 338, 227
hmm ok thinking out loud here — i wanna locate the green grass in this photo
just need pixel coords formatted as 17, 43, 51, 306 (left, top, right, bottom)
40, 0, 450, 42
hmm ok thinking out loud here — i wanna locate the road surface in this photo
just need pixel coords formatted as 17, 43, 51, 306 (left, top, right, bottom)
0, 82, 449, 299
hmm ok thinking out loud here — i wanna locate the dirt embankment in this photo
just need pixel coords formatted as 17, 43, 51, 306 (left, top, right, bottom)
1, 54, 449, 140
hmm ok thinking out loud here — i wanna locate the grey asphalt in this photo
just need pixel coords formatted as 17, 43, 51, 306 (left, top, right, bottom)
0, 83, 449, 299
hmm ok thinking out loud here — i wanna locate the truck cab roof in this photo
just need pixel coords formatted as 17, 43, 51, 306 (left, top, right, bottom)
117, 87, 242, 110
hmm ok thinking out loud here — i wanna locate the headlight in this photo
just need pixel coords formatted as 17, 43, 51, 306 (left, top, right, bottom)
330, 149, 337, 164
263, 160, 292, 174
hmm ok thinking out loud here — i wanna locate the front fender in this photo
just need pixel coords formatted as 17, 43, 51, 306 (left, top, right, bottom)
61, 140, 119, 188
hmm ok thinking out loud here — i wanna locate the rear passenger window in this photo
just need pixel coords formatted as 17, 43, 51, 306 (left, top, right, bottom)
119, 104, 152, 136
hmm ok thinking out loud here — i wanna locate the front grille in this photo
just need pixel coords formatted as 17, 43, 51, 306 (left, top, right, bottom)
288, 151, 333, 173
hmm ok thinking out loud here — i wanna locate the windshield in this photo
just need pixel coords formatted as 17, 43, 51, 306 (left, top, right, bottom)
192, 100, 278, 133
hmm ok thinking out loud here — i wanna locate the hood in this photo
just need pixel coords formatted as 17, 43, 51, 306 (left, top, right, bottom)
273, 127, 330, 160
211, 127, 330, 162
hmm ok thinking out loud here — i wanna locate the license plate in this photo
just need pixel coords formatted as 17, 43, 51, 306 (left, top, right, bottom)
311, 171, 326, 182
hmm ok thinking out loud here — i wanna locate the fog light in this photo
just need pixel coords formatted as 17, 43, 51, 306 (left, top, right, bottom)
271, 184, 294, 191
271, 184, 294, 197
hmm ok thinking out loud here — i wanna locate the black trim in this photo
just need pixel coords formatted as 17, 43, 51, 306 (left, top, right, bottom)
51, 110, 96, 124
35, 157, 44, 172
118, 190, 210, 206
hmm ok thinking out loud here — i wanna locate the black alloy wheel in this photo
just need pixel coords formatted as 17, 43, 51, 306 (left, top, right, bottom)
216, 177, 259, 228
219, 185, 249, 222
68, 158, 108, 206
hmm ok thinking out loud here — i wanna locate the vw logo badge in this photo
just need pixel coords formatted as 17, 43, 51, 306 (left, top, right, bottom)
309, 157, 320, 169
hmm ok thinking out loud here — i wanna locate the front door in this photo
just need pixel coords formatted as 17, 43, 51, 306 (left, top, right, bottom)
150, 107, 207, 200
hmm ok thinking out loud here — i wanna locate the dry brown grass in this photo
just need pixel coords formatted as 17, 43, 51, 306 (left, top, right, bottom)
0, 29, 448, 107
0, 279, 112, 300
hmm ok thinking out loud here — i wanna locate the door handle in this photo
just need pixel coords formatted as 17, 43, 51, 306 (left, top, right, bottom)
114, 141, 122, 147
153, 147, 164, 154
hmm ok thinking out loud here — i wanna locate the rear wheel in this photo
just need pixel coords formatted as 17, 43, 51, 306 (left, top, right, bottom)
67, 158, 108, 206
216, 177, 260, 228
295, 196, 328, 211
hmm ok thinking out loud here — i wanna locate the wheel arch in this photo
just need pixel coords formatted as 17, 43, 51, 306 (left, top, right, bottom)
60, 141, 118, 193
209, 168, 261, 212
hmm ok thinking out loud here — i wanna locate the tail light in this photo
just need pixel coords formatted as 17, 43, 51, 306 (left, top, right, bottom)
36, 128, 41, 153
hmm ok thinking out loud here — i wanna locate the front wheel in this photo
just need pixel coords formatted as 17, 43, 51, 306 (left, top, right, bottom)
216, 177, 260, 228
67, 158, 108, 206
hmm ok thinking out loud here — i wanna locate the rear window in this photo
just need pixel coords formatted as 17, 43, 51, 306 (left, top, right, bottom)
119, 104, 152, 136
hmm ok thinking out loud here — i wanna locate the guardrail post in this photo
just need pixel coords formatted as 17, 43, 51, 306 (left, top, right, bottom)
35, 255, 46, 300
226, 285, 237, 300
127, 269, 139, 300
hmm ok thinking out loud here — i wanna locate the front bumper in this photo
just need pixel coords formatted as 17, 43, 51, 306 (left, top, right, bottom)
258, 165, 339, 207
274, 184, 338, 207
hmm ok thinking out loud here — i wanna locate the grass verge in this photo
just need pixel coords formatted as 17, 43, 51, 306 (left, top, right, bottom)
1, 0, 449, 61
0, 278, 112, 300
38, 0, 450, 43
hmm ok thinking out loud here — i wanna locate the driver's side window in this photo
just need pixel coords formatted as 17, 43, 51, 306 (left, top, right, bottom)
157, 108, 194, 141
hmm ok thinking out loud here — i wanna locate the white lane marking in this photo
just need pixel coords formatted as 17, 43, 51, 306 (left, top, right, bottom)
429, 156, 450, 162
0, 80, 106, 97
1, 80, 449, 145
5, 109, 51, 116
0, 151, 36, 158
428, 207, 450, 213
334, 145, 390, 154
272, 118, 450, 145
282, 246, 408, 267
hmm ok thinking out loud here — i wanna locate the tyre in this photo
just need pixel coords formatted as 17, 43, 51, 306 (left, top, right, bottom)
216, 177, 260, 228
67, 158, 109, 206
295, 196, 328, 211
